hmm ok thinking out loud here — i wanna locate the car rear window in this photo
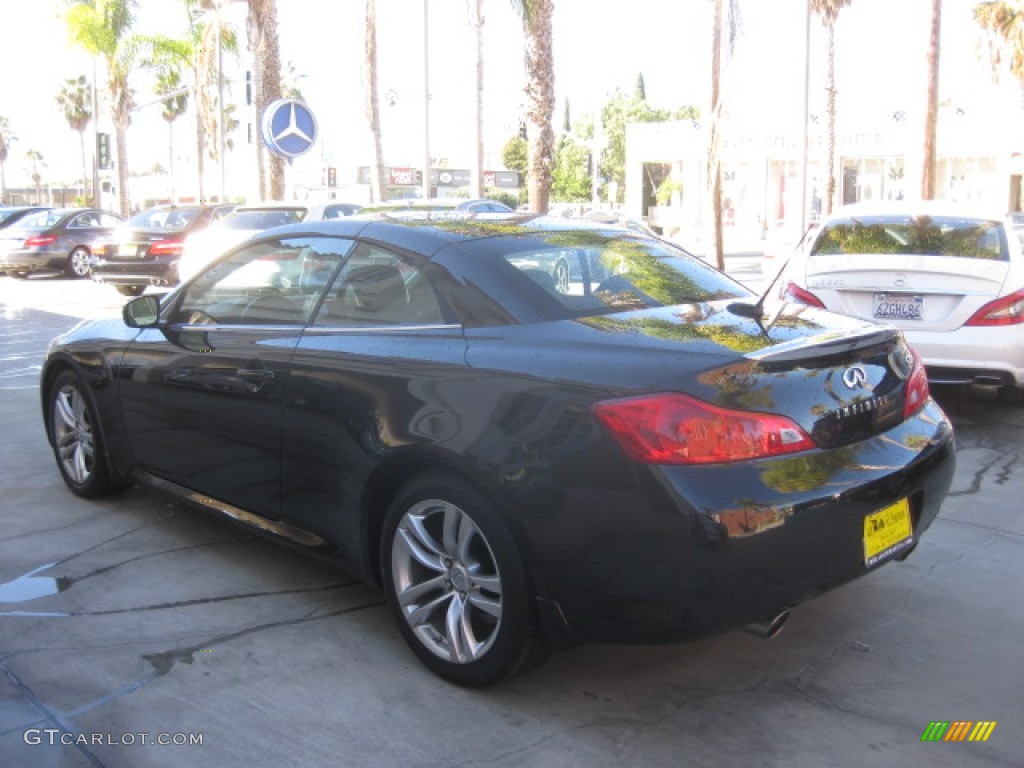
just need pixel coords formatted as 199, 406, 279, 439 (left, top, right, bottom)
224, 209, 307, 229
811, 214, 1007, 261
448, 231, 748, 321
12, 210, 64, 229
128, 207, 202, 231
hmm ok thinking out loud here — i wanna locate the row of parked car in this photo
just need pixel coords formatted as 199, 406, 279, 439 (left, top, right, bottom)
0, 197, 517, 296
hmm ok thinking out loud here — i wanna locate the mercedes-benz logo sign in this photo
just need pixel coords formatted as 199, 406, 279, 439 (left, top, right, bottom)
842, 365, 868, 390
260, 99, 318, 160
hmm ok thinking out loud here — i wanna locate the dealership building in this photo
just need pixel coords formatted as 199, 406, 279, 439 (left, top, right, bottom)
626, 92, 1024, 239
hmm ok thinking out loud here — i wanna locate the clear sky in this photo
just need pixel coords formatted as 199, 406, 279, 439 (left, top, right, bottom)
0, 0, 1008, 193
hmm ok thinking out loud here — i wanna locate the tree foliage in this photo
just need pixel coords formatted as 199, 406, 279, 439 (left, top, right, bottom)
552, 135, 591, 201
598, 89, 698, 204
975, 1, 1024, 82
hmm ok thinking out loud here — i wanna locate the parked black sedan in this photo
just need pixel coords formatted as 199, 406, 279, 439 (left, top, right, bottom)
90, 203, 235, 295
0, 207, 123, 278
41, 213, 955, 686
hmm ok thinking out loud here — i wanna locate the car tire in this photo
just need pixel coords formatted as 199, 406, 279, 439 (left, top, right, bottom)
115, 285, 145, 297
48, 370, 121, 498
381, 473, 543, 687
66, 247, 92, 278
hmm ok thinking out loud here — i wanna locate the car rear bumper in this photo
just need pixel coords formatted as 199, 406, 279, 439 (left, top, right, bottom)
0, 249, 66, 272
904, 324, 1024, 388
90, 256, 178, 287
522, 399, 956, 645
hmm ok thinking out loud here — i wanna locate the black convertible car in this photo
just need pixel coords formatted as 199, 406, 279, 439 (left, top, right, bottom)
41, 213, 955, 686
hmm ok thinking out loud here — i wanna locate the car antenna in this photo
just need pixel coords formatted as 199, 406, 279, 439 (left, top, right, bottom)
727, 222, 815, 324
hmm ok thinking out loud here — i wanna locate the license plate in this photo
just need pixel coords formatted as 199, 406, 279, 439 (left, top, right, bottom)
118, 244, 138, 258
863, 498, 913, 566
873, 292, 923, 321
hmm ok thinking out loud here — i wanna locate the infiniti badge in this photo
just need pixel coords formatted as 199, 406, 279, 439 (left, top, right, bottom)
842, 365, 868, 390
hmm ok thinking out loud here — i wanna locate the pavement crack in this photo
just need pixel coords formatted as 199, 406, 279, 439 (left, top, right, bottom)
58, 534, 254, 588
142, 597, 386, 677
74, 580, 362, 616
0, 657, 109, 767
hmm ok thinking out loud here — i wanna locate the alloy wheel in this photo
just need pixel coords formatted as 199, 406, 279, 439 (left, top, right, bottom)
391, 498, 503, 664
52, 383, 95, 485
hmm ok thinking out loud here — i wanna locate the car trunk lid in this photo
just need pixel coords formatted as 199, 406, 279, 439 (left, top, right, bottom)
803, 252, 1009, 331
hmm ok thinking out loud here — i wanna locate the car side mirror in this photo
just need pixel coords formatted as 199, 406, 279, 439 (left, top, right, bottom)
123, 295, 161, 328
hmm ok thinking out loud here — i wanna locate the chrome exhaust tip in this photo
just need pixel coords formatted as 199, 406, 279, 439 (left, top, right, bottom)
743, 610, 790, 639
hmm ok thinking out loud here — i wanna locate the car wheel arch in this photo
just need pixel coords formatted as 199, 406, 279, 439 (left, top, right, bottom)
361, 450, 534, 589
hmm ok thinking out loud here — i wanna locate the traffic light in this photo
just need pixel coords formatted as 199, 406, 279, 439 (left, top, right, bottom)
96, 132, 111, 170
327, 167, 337, 187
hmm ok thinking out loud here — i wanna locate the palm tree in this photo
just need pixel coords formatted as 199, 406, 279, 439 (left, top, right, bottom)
247, 0, 285, 200
364, 0, 386, 203
0, 117, 15, 203
65, 0, 141, 217
922, 0, 942, 200
469, 0, 485, 199
56, 75, 94, 205
156, 69, 188, 202
708, 0, 740, 271
27, 150, 46, 203
810, 0, 852, 215
185, 1, 240, 203
975, 2, 1024, 207
975, 1, 1024, 81
512, 0, 555, 213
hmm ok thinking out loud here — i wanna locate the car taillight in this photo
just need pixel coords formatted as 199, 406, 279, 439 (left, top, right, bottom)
781, 281, 825, 308
24, 234, 58, 247
903, 348, 930, 419
149, 238, 184, 256
593, 393, 816, 465
965, 288, 1024, 326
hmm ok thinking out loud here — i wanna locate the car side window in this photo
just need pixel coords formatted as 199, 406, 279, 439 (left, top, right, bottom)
70, 213, 98, 228
170, 236, 353, 326
313, 244, 445, 326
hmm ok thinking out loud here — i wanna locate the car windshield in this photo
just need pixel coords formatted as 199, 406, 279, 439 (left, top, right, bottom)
460, 231, 748, 319
129, 207, 201, 231
223, 209, 306, 229
811, 214, 1007, 261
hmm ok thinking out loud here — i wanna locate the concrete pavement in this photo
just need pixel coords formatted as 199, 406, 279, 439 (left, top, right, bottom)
1, 274, 1022, 767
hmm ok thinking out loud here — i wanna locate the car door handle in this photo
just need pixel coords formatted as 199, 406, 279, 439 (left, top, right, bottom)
236, 368, 275, 392
236, 368, 274, 381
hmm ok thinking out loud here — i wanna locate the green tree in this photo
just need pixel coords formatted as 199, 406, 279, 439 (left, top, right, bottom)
56, 75, 93, 204
65, 0, 141, 216
552, 134, 590, 202
0, 117, 13, 202
512, 0, 556, 213
502, 135, 528, 175
811, 0, 853, 214
598, 90, 684, 205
